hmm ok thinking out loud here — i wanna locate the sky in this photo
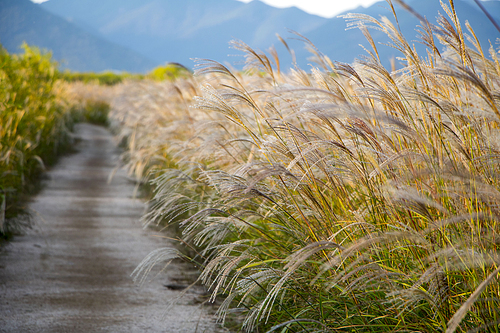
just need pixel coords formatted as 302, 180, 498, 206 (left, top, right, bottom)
236, 0, 382, 18
31, 0, 382, 19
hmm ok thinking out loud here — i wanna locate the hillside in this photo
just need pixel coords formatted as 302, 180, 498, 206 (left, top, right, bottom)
305, 0, 500, 69
40, 0, 500, 71
3, 0, 498, 72
0, 0, 156, 72
39, 0, 328, 69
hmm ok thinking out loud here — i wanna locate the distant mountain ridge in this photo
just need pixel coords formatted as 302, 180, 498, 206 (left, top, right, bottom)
39, 0, 500, 71
2, 0, 499, 72
39, 0, 329, 68
306, 0, 500, 69
0, 0, 155, 72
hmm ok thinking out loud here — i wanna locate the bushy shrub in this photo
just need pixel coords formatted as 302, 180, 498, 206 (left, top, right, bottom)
148, 63, 191, 81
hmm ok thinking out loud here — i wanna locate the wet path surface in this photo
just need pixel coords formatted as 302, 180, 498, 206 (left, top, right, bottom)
0, 124, 222, 332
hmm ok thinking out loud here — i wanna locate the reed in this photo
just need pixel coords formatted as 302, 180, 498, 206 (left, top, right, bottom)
112, 2, 500, 331
0, 44, 74, 234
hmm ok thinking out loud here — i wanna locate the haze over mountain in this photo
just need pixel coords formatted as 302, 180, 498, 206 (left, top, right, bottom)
306, 0, 500, 69
0, 0, 155, 72
3, 0, 500, 72
39, 0, 329, 69
40, 0, 500, 71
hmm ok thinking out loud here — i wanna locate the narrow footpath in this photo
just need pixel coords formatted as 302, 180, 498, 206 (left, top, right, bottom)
0, 124, 223, 333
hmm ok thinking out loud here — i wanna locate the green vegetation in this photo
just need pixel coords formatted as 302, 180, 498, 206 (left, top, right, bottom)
0, 44, 75, 235
60, 63, 192, 86
10, 1, 497, 331
68, 99, 111, 126
81, 100, 110, 126
60, 70, 143, 86
109, 2, 500, 332
148, 63, 192, 81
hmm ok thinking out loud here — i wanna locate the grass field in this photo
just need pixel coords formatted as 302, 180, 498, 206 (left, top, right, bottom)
111, 3, 500, 332
13, 1, 500, 332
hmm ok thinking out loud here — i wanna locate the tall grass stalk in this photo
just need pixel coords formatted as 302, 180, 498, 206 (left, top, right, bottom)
0, 44, 74, 233
112, 2, 500, 331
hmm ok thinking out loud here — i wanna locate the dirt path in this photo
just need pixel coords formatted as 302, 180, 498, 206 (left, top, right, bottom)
0, 124, 223, 333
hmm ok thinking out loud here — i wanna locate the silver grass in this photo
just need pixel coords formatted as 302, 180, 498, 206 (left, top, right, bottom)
131, 247, 180, 285
82, 4, 500, 330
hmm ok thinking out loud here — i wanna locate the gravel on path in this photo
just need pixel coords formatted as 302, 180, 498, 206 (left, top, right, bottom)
0, 123, 224, 333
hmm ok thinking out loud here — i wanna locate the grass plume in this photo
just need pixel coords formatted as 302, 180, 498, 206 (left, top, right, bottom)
107, 2, 500, 331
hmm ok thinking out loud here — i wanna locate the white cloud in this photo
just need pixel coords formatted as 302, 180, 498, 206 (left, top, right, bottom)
30, 0, 383, 18
237, 0, 382, 18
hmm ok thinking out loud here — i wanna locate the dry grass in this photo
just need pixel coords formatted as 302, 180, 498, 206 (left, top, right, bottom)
102, 2, 500, 332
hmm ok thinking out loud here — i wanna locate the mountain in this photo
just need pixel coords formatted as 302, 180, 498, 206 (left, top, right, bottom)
39, 0, 328, 69
305, 0, 500, 69
39, 0, 500, 71
4, 0, 499, 72
0, 0, 156, 72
